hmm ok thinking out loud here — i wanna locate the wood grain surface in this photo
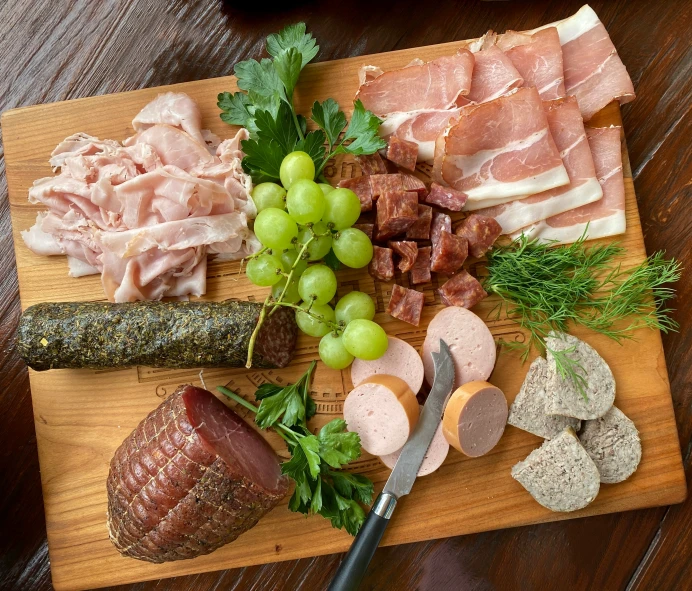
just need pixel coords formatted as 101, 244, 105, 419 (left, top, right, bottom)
0, 1, 690, 590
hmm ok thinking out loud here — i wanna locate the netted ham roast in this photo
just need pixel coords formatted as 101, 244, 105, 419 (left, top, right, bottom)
107, 385, 288, 562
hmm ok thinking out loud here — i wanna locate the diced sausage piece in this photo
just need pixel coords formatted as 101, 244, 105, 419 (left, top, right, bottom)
344, 375, 420, 456
401, 173, 428, 198
387, 137, 419, 171
423, 306, 496, 389
356, 153, 389, 175
430, 231, 468, 275
455, 213, 502, 258
388, 240, 418, 273
376, 191, 418, 240
370, 173, 404, 199
438, 270, 488, 309
442, 381, 508, 457
338, 176, 373, 212
406, 204, 433, 240
351, 336, 425, 394
387, 284, 425, 326
410, 246, 432, 285
368, 246, 395, 281
430, 212, 452, 247
353, 223, 374, 240
424, 182, 468, 211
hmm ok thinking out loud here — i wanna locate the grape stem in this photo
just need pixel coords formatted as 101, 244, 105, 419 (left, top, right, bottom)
245, 294, 272, 368
272, 300, 342, 333
269, 236, 314, 316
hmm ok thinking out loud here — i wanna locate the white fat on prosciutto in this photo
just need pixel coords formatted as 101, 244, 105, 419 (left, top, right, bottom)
531, 5, 635, 120
497, 27, 566, 100
475, 96, 603, 233
433, 86, 569, 203
514, 126, 625, 243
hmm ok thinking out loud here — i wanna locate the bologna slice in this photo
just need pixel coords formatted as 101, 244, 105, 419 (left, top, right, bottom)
442, 381, 508, 456
343, 375, 420, 456
351, 336, 425, 394
423, 306, 496, 389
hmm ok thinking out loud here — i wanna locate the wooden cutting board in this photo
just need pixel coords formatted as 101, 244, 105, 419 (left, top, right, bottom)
2, 39, 686, 591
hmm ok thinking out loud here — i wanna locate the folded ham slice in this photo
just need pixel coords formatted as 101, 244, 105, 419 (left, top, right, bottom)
433, 86, 569, 203
132, 92, 206, 145
475, 96, 603, 233
514, 126, 625, 243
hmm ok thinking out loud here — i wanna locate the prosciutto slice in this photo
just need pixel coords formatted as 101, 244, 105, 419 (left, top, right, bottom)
475, 96, 603, 233
515, 126, 625, 243
433, 86, 569, 203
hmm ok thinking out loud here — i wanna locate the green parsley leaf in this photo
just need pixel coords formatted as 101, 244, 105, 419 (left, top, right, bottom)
310, 477, 323, 513
299, 435, 321, 479
235, 57, 285, 101
255, 383, 305, 429
217, 91, 254, 127
317, 419, 362, 468
330, 471, 374, 505
266, 23, 319, 69
273, 47, 303, 102
311, 99, 347, 149
295, 130, 327, 171
323, 249, 341, 272
240, 137, 283, 182
339, 99, 387, 156
254, 103, 300, 154
255, 383, 284, 400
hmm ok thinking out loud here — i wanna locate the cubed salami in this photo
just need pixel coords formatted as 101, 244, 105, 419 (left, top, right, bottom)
431, 231, 468, 275
430, 212, 452, 247
370, 173, 403, 199
388, 240, 418, 273
387, 284, 425, 326
425, 182, 468, 211
401, 173, 428, 199
376, 191, 418, 240
455, 214, 502, 258
353, 223, 374, 240
356, 153, 389, 175
368, 246, 395, 281
410, 246, 432, 285
338, 176, 373, 212
406, 204, 433, 240
438, 270, 488, 309
387, 137, 418, 172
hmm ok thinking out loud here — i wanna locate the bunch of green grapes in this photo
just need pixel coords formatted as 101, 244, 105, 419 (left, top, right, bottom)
246, 151, 387, 369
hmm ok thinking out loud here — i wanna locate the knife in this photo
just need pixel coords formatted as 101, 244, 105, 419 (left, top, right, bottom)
328, 339, 456, 591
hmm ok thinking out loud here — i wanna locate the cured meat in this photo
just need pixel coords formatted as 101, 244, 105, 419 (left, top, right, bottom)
430, 212, 452, 247
406, 204, 433, 240
107, 385, 288, 563
515, 127, 625, 244
475, 96, 603, 234
433, 87, 569, 204
353, 223, 374, 240
131, 92, 206, 145
338, 175, 373, 212
401, 173, 428, 198
424, 182, 468, 211
532, 5, 635, 120
369, 173, 403, 199
438, 270, 488, 309
388, 240, 418, 273
454, 214, 502, 258
387, 284, 425, 326
356, 153, 390, 175
498, 28, 566, 100
410, 246, 432, 285
431, 231, 468, 275
355, 50, 475, 115
387, 136, 418, 171
375, 191, 418, 240
368, 246, 395, 281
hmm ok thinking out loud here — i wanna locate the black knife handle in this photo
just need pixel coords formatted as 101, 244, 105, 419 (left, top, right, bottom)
328, 493, 397, 591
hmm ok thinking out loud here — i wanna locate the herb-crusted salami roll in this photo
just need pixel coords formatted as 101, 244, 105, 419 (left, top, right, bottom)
17, 300, 297, 370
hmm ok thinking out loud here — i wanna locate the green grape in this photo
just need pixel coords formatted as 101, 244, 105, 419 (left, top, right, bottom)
298, 264, 337, 305
342, 319, 389, 360
322, 188, 361, 230
318, 183, 335, 196
297, 222, 333, 261
319, 333, 355, 370
332, 228, 374, 268
271, 276, 301, 304
280, 248, 308, 276
280, 151, 315, 189
286, 179, 326, 225
335, 291, 376, 325
245, 253, 285, 287
296, 302, 335, 338
251, 182, 286, 212
254, 208, 298, 250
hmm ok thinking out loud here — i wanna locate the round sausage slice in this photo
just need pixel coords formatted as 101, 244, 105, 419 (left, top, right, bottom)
351, 336, 425, 393
422, 306, 496, 389
343, 375, 419, 456
442, 381, 508, 457
379, 406, 450, 476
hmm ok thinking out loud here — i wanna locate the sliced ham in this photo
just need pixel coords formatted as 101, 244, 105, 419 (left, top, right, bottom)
515, 126, 625, 244
124, 124, 214, 171
131, 92, 206, 145
433, 87, 570, 204
475, 96, 603, 234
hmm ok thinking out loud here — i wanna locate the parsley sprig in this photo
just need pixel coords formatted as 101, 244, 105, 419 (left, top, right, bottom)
218, 23, 386, 183
217, 361, 374, 535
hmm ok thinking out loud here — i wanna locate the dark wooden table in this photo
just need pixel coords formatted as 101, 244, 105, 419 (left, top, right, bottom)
1, 1, 690, 589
